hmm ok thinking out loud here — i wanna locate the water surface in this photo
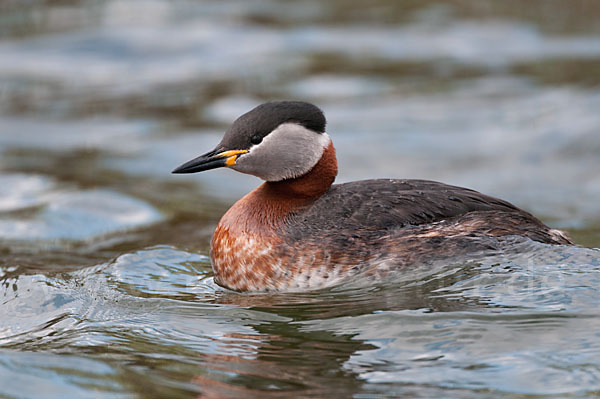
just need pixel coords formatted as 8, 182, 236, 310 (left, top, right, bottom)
1, 1, 600, 398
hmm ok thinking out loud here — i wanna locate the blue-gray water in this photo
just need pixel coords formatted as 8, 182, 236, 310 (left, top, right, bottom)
1, 1, 600, 398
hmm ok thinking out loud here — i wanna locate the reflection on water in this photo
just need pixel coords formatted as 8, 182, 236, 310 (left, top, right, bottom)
1, 0, 600, 398
2, 245, 600, 398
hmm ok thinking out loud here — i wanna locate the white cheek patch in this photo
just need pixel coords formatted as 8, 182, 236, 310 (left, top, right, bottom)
232, 123, 330, 182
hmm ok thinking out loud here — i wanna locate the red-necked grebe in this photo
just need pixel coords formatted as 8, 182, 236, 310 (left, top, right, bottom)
173, 101, 573, 292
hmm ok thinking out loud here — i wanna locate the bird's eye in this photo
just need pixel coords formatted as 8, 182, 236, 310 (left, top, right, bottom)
250, 135, 262, 145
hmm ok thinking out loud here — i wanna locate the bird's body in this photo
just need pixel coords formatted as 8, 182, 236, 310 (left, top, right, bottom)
173, 101, 572, 292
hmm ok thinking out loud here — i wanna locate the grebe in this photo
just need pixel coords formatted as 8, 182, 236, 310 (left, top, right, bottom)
173, 101, 573, 292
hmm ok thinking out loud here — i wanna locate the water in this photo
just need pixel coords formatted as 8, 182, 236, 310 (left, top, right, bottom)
1, 1, 600, 397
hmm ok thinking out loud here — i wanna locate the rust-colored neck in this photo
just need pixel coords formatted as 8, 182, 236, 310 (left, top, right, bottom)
266, 141, 338, 199
217, 141, 338, 235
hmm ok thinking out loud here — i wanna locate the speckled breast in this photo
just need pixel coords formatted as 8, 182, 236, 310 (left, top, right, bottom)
210, 225, 355, 292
